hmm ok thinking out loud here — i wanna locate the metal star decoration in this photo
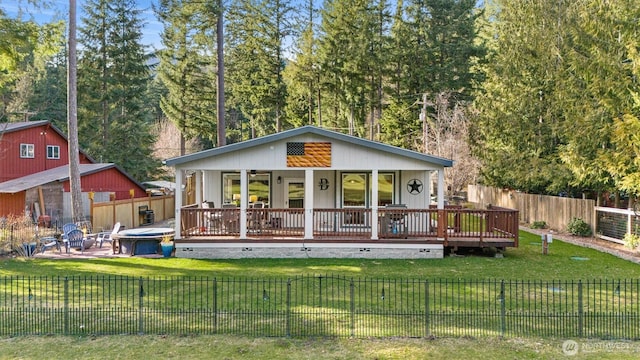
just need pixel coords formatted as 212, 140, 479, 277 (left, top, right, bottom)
407, 179, 423, 194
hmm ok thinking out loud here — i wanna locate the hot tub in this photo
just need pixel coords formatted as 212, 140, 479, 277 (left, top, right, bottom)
113, 227, 174, 256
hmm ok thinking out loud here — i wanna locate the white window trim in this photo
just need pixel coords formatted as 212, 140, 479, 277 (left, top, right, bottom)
47, 145, 60, 159
20, 143, 35, 158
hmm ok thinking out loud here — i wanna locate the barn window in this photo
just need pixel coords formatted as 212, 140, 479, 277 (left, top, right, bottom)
20, 144, 34, 158
47, 145, 60, 159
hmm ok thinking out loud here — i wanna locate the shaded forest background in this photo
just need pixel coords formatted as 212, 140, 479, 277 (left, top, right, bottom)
1, 0, 639, 205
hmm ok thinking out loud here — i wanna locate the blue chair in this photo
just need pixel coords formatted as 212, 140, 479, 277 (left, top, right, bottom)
40, 236, 61, 253
64, 229, 85, 254
62, 223, 79, 235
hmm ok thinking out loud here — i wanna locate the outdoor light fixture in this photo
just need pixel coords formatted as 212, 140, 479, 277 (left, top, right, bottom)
277, 176, 282, 184
250, 169, 257, 177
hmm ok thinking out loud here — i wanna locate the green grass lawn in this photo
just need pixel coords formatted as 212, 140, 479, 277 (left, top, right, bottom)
1, 230, 639, 359
1, 335, 639, 360
1, 230, 638, 280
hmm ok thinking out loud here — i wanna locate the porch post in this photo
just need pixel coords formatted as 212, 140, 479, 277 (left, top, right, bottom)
437, 168, 445, 209
304, 169, 314, 239
174, 169, 183, 239
195, 170, 203, 205
371, 169, 379, 240
240, 170, 248, 238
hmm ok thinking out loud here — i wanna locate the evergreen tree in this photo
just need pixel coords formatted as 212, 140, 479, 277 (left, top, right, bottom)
29, 49, 68, 129
78, 0, 159, 180
283, 0, 321, 128
559, 0, 640, 199
423, 0, 484, 100
155, 0, 218, 149
471, 0, 570, 194
226, 0, 297, 138
0, 10, 65, 122
316, 0, 383, 136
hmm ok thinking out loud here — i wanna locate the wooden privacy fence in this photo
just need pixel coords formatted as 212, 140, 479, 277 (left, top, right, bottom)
91, 195, 175, 231
468, 185, 595, 232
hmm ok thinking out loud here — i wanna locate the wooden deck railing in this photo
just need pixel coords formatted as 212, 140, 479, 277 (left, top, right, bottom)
180, 206, 519, 246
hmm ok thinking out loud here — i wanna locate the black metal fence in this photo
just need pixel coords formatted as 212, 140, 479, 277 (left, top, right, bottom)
1, 276, 639, 339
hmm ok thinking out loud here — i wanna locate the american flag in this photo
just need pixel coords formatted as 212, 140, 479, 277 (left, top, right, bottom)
286, 142, 331, 167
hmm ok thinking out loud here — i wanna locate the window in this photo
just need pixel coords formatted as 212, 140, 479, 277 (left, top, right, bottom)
20, 144, 34, 158
375, 173, 395, 206
341, 173, 395, 207
47, 145, 60, 159
342, 173, 366, 207
222, 172, 271, 206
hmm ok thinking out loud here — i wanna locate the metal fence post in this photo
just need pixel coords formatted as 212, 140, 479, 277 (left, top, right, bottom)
286, 279, 291, 337
425, 280, 430, 337
138, 277, 144, 335
350, 279, 355, 337
578, 280, 583, 337
64, 276, 69, 335
500, 280, 506, 337
213, 278, 217, 333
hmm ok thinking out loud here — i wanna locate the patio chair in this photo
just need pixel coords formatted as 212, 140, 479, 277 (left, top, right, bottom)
62, 223, 79, 236
96, 222, 121, 249
39, 236, 61, 253
64, 229, 86, 254
202, 201, 219, 230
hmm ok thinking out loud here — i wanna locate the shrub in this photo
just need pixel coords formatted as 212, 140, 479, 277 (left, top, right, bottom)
531, 221, 547, 229
624, 233, 640, 251
567, 217, 592, 237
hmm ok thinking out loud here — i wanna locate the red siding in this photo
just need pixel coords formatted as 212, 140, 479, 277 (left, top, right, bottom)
0, 123, 92, 183
0, 192, 26, 216
61, 167, 147, 200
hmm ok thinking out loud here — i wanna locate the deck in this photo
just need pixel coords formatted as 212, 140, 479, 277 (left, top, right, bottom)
178, 206, 519, 250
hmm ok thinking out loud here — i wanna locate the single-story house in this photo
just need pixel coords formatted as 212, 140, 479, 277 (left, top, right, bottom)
165, 126, 518, 259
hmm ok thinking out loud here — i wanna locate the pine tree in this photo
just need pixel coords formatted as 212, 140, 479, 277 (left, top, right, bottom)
471, 0, 571, 194
78, 0, 159, 180
316, 0, 384, 137
283, 0, 320, 128
561, 0, 640, 198
226, 0, 297, 138
156, 0, 218, 149
0, 11, 65, 122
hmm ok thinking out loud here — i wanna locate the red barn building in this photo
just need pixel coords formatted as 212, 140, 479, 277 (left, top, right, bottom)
0, 121, 147, 221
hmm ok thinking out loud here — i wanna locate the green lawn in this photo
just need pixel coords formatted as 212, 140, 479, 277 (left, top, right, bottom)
1, 230, 638, 280
1, 230, 639, 359
1, 335, 639, 360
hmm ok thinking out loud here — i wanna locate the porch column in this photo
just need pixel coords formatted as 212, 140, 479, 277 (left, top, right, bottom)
240, 170, 248, 238
371, 169, 379, 240
195, 170, 203, 205
174, 169, 183, 239
437, 168, 445, 209
304, 169, 314, 239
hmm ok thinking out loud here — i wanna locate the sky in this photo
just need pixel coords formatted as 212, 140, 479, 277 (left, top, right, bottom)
1, 0, 164, 49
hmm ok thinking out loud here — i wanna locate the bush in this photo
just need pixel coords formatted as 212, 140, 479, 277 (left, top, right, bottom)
567, 217, 592, 237
531, 221, 547, 229
624, 233, 640, 251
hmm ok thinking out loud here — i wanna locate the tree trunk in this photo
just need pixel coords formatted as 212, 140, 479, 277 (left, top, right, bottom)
68, 0, 84, 222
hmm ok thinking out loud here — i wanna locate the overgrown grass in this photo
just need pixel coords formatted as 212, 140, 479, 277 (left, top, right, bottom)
1, 231, 638, 280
